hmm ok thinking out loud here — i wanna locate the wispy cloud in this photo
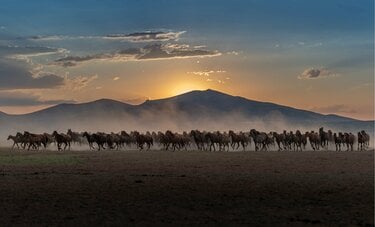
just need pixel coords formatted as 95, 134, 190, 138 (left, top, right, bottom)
29, 31, 186, 43
188, 70, 227, 77
28, 35, 98, 41
227, 51, 240, 55
188, 69, 229, 84
62, 74, 98, 91
0, 58, 64, 90
113, 76, 120, 81
104, 31, 186, 42
1, 45, 66, 58
0, 45, 69, 90
53, 43, 221, 67
298, 67, 339, 80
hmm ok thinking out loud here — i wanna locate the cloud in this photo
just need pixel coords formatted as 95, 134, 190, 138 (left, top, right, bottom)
0, 91, 74, 106
104, 31, 186, 42
227, 51, 240, 55
29, 35, 67, 41
62, 75, 98, 91
28, 35, 97, 41
53, 43, 221, 67
187, 70, 226, 77
113, 76, 120, 81
28, 31, 185, 43
298, 67, 339, 79
0, 58, 64, 90
188, 70, 229, 84
138, 43, 220, 60
309, 104, 357, 114
0, 45, 64, 57
0, 45, 68, 90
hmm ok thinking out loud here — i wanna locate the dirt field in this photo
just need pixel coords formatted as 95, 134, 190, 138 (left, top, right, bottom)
0, 148, 373, 226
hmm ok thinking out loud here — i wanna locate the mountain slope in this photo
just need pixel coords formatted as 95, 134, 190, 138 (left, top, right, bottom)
139, 89, 356, 123
0, 89, 372, 138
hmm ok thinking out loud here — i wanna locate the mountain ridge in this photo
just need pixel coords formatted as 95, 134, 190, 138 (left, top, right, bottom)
0, 89, 368, 122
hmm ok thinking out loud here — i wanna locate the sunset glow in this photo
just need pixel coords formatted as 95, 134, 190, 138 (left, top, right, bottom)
0, 0, 373, 120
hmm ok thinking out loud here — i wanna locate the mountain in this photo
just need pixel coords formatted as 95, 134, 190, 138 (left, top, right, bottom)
0, 89, 373, 141
139, 89, 358, 123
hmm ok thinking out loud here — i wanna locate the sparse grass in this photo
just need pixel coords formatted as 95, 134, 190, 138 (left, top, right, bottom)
0, 152, 82, 166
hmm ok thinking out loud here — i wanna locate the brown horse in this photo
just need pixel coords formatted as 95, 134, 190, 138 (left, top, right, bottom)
82, 131, 96, 150
334, 132, 344, 151
343, 133, 355, 151
7, 132, 25, 149
67, 129, 83, 145
52, 131, 71, 151
250, 129, 268, 151
229, 130, 249, 151
190, 130, 207, 151
307, 131, 320, 151
23, 131, 48, 150
357, 130, 370, 151
132, 131, 153, 150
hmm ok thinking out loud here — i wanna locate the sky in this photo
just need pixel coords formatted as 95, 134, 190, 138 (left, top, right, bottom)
0, 0, 373, 120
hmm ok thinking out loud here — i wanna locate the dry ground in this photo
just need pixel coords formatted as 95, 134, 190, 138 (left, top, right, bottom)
0, 148, 373, 226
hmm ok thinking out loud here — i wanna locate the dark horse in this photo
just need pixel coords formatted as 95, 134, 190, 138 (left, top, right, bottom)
52, 131, 71, 151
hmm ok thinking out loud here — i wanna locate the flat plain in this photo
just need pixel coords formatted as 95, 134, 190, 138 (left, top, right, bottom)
0, 148, 373, 226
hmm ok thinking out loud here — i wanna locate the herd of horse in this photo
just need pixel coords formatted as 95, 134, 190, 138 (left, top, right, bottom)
6, 128, 371, 152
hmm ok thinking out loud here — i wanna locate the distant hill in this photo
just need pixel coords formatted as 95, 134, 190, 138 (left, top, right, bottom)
0, 89, 373, 142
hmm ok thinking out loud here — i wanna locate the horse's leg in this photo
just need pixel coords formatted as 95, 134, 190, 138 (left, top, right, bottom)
262, 142, 267, 151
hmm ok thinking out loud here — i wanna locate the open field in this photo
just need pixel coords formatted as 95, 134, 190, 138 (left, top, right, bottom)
0, 148, 373, 226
